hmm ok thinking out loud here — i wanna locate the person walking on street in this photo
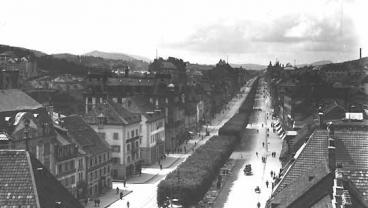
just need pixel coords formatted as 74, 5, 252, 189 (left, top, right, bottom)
266, 180, 269, 188
116, 187, 119, 194
160, 164, 163, 170
262, 142, 265, 147
257, 202, 261, 208
271, 170, 273, 177
123, 178, 126, 187
127, 201, 130, 208
256, 152, 258, 157
120, 192, 124, 200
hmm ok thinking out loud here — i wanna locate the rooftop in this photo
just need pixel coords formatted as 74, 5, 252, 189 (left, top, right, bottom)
84, 99, 141, 125
0, 89, 42, 113
0, 150, 83, 208
270, 125, 368, 207
61, 115, 110, 155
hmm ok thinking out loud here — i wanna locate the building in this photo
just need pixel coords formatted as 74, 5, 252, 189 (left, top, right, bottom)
0, 150, 83, 208
84, 99, 142, 180
61, 115, 112, 197
267, 121, 368, 208
54, 125, 87, 199
121, 95, 165, 165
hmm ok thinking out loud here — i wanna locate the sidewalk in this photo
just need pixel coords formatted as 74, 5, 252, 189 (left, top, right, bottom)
84, 189, 132, 208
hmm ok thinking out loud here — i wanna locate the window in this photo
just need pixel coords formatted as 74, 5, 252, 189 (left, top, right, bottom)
71, 175, 75, 184
113, 132, 119, 140
108, 165, 110, 173
90, 158, 93, 167
78, 172, 83, 181
127, 143, 130, 151
131, 130, 134, 138
70, 160, 74, 170
136, 141, 139, 148
100, 169, 102, 176
112, 157, 120, 164
58, 164, 62, 174
104, 167, 106, 174
127, 156, 131, 163
78, 159, 83, 169
112, 145, 121, 152
99, 155, 102, 163
94, 157, 97, 165
135, 129, 138, 136
103, 154, 106, 162
127, 131, 130, 139
89, 172, 92, 180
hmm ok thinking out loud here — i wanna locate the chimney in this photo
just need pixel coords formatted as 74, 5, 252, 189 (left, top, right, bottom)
318, 106, 324, 128
360, 48, 362, 59
46, 105, 54, 119
327, 123, 336, 171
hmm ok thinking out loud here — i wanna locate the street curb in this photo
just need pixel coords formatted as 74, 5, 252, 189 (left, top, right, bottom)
104, 190, 133, 208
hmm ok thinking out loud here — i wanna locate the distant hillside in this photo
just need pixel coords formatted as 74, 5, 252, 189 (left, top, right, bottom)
230, 63, 266, 70
186, 63, 214, 71
297, 60, 333, 67
84, 50, 151, 62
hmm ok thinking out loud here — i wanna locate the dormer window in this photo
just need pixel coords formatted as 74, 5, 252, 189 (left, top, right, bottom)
97, 113, 105, 129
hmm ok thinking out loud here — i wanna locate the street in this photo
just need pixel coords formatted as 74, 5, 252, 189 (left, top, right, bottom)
213, 78, 283, 208
106, 78, 258, 208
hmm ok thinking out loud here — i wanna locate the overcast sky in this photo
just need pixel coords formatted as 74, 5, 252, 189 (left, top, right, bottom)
1, 0, 367, 65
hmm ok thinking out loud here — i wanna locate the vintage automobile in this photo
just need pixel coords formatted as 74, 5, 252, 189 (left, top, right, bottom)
255, 186, 261, 193
244, 164, 252, 175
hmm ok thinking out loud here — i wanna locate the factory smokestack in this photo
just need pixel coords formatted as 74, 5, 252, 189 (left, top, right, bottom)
360, 48, 362, 59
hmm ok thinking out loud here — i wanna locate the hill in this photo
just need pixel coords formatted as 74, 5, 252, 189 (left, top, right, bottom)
230, 63, 266, 70
297, 60, 333, 67
84, 50, 151, 62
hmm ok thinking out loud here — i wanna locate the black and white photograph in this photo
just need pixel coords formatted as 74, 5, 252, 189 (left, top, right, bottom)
0, 0, 367, 207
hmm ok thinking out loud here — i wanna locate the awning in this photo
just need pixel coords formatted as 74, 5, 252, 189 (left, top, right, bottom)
277, 127, 283, 134
280, 132, 286, 140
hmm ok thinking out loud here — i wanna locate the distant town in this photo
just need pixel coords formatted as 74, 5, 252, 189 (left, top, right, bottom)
0, 43, 367, 208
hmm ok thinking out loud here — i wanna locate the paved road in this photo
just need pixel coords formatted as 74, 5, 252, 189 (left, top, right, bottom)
107, 78, 257, 208
213, 78, 283, 208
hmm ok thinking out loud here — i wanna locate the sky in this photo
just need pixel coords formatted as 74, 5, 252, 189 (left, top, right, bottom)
1, 0, 367, 65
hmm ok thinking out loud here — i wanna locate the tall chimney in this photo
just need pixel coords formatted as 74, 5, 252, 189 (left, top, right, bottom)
360, 48, 362, 59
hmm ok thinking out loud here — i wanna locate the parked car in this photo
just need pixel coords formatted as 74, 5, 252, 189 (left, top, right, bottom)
244, 164, 252, 175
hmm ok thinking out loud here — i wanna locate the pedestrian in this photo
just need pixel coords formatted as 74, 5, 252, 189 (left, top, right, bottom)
116, 187, 119, 194
96, 198, 100, 207
262, 142, 265, 147
257, 202, 261, 208
160, 164, 163, 170
84, 198, 88, 205
256, 152, 258, 157
127, 201, 130, 208
123, 178, 126, 187
120, 192, 124, 200
266, 180, 269, 188
184, 146, 187, 153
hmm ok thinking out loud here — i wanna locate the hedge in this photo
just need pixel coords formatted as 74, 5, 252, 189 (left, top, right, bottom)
157, 135, 238, 207
218, 112, 249, 138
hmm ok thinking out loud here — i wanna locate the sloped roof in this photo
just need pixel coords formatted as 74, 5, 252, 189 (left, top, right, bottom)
270, 162, 331, 208
126, 95, 164, 122
0, 89, 42, 113
0, 150, 83, 208
84, 100, 141, 125
61, 115, 110, 155
271, 128, 368, 207
273, 130, 329, 198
